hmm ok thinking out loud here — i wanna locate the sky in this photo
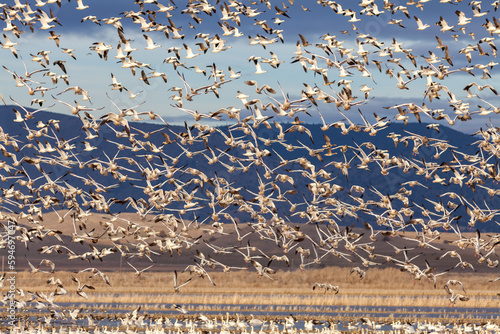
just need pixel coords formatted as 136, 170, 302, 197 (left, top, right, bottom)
0, 0, 499, 133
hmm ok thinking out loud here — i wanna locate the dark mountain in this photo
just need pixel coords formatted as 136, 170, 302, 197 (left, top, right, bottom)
0, 105, 498, 233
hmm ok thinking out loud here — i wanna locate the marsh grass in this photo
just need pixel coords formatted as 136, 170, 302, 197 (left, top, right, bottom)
14, 266, 500, 308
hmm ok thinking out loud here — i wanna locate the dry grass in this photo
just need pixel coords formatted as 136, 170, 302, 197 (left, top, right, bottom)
8, 212, 499, 310
15, 266, 500, 309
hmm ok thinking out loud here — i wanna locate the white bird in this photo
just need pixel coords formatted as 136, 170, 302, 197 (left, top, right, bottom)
1, 34, 18, 58
13, 0, 26, 9
127, 261, 154, 276
414, 16, 430, 30
72, 277, 95, 299
75, 0, 89, 10
455, 10, 471, 26
252, 59, 267, 74
251, 260, 276, 280
183, 43, 200, 59
143, 34, 161, 50
173, 304, 189, 314
228, 66, 241, 79
36, 10, 57, 30
173, 270, 192, 293
436, 16, 455, 33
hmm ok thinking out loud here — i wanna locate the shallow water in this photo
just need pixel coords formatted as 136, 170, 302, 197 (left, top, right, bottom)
54, 301, 500, 316
6, 301, 500, 330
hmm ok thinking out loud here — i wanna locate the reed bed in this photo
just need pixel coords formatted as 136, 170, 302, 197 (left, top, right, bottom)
25, 291, 498, 309
13, 266, 500, 309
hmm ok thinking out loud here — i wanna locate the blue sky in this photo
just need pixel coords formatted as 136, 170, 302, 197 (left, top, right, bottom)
1, 0, 499, 133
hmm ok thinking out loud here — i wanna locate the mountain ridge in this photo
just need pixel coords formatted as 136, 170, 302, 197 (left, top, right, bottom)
0, 105, 498, 232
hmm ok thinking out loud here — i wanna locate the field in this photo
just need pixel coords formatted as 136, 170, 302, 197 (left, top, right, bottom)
12, 266, 500, 308
2, 267, 499, 333
6, 210, 500, 312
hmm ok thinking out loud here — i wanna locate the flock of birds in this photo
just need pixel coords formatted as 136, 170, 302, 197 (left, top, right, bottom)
6, 308, 500, 334
1, 0, 500, 327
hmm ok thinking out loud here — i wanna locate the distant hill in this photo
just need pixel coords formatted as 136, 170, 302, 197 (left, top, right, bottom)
0, 105, 498, 233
